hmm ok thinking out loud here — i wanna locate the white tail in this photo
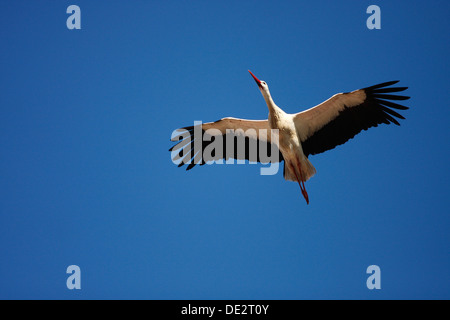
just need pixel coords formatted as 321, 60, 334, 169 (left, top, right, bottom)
284, 157, 316, 182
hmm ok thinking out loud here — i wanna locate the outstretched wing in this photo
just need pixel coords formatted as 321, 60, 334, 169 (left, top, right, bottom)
294, 81, 409, 157
170, 117, 283, 170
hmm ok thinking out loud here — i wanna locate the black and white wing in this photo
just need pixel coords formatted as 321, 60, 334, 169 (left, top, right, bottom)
293, 81, 410, 157
170, 117, 283, 170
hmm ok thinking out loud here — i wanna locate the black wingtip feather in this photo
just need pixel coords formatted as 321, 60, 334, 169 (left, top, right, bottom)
372, 87, 408, 94
364, 80, 399, 90
372, 93, 410, 101
380, 106, 405, 120
374, 98, 409, 110
381, 111, 401, 126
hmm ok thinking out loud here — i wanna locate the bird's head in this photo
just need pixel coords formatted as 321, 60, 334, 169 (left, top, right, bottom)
248, 70, 269, 93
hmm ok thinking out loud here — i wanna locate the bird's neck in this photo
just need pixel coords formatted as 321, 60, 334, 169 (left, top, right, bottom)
262, 90, 283, 117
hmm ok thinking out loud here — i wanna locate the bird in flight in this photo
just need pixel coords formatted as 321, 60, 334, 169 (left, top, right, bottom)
170, 71, 409, 204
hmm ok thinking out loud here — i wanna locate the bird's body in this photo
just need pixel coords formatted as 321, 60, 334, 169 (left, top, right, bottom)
258, 83, 315, 202
170, 71, 409, 204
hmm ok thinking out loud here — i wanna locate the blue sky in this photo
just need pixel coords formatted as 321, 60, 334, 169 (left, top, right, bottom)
0, 0, 449, 299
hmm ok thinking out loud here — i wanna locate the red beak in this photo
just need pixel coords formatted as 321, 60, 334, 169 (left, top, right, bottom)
248, 70, 262, 88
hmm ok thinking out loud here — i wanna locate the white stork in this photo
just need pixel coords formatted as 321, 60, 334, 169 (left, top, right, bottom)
170, 71, 409, 204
